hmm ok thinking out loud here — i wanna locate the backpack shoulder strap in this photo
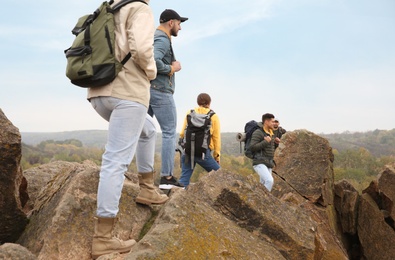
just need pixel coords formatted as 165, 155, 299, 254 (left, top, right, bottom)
207, 109, 215, 118
252, 127, 266, 139
260, 129, 272, 144
186, 109, 194, 123
112, 0, 147, 12
260, 128, 267, 136
111, 0, 147, 64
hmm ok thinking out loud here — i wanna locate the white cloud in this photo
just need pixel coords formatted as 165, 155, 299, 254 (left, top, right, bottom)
173, 0, 277, 44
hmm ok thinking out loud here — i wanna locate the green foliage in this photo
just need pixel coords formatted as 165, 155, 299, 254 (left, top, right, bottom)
333, 148, 379, 176
333, 148, 395, 192
320, 129, 395, 192
334, 168, 366, 182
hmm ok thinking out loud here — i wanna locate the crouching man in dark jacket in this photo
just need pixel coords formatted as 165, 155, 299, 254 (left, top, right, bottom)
249, 113, 276, 191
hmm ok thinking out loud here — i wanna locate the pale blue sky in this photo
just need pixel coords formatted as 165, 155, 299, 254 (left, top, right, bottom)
1, 0, 394, 134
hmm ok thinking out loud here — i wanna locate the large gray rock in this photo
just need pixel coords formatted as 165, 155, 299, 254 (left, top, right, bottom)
17, 161, 152, 260
273, 129, 335, 206
358, 193, 395, 260
23, 160, 96, 214
355, 165, 395, 259
271, 130, 347, 259
2, 128, 363, 259
127, 170, 348, 260
0, 109, 28, 243
17, 162, 351, 260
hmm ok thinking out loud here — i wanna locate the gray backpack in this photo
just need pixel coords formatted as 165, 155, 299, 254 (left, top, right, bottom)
181, 109, 215, 168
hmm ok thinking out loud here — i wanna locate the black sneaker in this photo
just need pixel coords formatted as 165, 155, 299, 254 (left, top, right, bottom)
159, 176, 185, 189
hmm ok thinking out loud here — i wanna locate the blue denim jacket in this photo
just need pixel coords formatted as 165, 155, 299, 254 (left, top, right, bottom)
150, 28, 175, 94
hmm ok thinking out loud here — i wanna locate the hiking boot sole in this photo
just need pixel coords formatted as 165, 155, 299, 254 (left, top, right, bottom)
159, 184, 175, 189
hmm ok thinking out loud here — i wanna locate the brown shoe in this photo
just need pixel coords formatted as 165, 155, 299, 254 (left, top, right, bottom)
91, 217, 135, 259
136, 171, 168, 205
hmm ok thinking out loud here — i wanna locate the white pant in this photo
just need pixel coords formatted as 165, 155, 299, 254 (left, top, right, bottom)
253, 164, 274, 191
91, 97, 156, 217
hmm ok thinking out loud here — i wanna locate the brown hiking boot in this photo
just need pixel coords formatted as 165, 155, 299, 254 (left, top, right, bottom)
91, 217, 135, 259
136, 171, 168, 205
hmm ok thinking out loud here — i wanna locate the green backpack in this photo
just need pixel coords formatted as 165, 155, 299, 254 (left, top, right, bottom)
64, 0, 146, 88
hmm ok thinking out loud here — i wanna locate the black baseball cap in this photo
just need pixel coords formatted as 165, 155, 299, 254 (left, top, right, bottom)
159, 9, 188, 23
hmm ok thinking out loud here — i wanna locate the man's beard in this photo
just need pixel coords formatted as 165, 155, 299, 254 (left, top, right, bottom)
170, 28, 178, 37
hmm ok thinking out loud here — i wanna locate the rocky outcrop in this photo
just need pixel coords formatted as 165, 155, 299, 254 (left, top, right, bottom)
2, 124, 393, 259
357, 165, 395, 260
358, 193, 395, 260
275, 130, 395, 259
16, 159, 329, 259
334, 180, 362, 258
273, 129, 335, 206
17, 161, 152, 260
0, 109, 28, 243
127, 171, 314, 259
23, 160, 97, 214
272, 130, 347, 259
334, 165, 395, 259
16, 162, 348, 259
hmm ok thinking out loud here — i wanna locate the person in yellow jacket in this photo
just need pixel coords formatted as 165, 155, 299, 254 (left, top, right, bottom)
178, 93, 221, 187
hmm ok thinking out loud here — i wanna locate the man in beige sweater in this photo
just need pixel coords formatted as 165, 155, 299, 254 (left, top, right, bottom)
87, 0, 167, 258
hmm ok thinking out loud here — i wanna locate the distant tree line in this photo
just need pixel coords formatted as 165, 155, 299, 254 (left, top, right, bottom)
21, 139, 103, 169
321, 129, 395, 157
21, 130, 395, 192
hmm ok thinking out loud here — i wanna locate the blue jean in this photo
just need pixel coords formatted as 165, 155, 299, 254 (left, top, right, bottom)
148, 89, 177, 177
253, 164, 274, 191
179, 149, 220, 187
91, 97, 156, 218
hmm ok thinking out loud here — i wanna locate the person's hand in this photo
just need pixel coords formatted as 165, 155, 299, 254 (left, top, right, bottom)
214, 154, 220, 165
275, 137, 281, 144
264, 136, 272, 143
178, 138, 184, 149
172, 61, 181, 72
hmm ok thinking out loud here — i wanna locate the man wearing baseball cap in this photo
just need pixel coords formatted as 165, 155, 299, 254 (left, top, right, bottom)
148, 9, 188, 189
159, 9, 188, 24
